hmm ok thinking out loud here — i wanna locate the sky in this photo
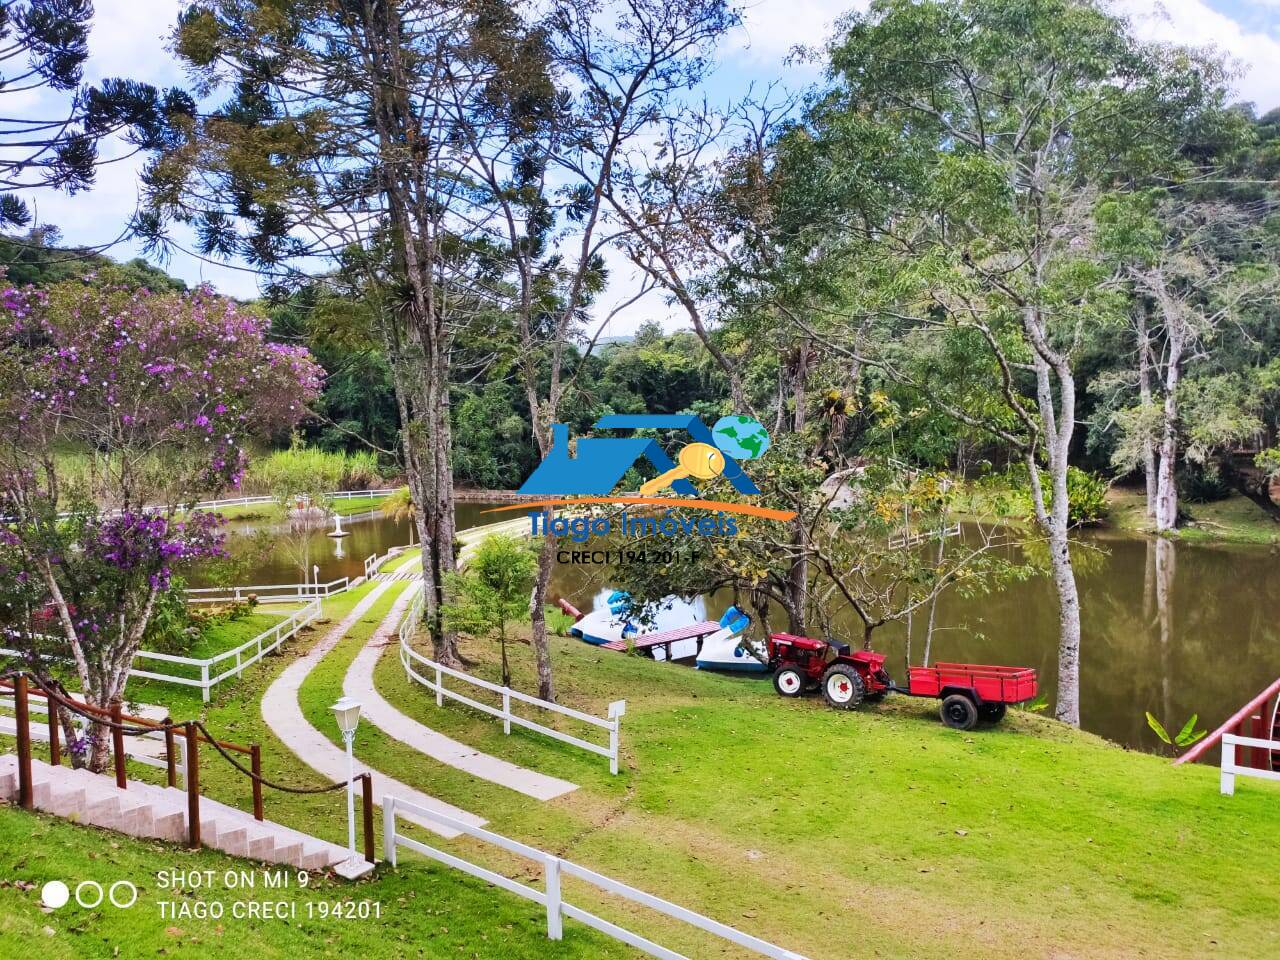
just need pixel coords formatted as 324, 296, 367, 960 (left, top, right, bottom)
13, 0, 1280, 332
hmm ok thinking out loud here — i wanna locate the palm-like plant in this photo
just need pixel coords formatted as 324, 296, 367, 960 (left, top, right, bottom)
380, 486, 415, 524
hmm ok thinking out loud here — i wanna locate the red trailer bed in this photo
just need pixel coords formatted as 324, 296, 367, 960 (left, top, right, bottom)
907, 662, 1037, 704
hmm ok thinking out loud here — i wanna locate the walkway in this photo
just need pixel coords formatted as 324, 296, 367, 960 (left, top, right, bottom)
260, 581, 486, 839
344, 581, 578, 801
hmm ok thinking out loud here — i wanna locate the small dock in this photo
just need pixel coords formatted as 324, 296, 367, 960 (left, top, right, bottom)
600, 621, 721, 660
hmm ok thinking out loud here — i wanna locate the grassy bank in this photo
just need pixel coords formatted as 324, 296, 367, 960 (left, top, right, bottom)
2, 583, 1277, 959
1107, 486, 1280, 545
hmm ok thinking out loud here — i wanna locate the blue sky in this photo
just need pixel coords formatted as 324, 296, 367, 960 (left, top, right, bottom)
13, 0, 1280, 330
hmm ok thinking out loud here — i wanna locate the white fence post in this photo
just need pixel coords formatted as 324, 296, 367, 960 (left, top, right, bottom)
545, 856, 563, 940
383, 797, 398, 867
608, 700, 626, 776
1221, 735, 1237, 796
201, 664, 210, 703
435, 665, 443, 707
502, 689, 511, 735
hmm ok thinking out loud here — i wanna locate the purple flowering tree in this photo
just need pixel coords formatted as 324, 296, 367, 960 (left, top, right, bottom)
0, 281, 321, 770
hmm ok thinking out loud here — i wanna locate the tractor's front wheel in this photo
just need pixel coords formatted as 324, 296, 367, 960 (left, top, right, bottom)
940, 694, 979, 731
772, 665, 806, 698
821, 664, 865, 710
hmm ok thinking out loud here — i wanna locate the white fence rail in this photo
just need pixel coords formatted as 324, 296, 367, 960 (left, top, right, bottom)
1, 598, 322, 702
186, 578, 349, 605
397, 584, 623, 774
1220, 733, 1280, 795
383, 795, 808, 960
189, 488, 397, 511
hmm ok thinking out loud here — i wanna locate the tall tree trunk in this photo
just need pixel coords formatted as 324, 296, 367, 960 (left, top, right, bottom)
1136, 300, 1157, 517
1154, 337, 1183, 532
1024, 314, 1083, 728
529, 532, 556, 701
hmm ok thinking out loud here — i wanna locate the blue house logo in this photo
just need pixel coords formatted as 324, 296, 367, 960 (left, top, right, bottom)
519, 414, 766, 497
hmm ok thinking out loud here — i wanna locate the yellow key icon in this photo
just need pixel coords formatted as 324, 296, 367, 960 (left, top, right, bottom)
639, 442, 726, 496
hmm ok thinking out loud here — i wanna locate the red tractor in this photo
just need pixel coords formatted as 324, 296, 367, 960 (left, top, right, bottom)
766, 632, 1037, 731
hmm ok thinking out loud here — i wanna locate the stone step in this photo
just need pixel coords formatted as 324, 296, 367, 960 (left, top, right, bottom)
0, 756, 355, 872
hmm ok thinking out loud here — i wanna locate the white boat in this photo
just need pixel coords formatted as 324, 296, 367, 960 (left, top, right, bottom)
694, 606, 767, 672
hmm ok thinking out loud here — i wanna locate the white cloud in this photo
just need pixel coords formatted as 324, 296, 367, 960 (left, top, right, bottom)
729, 0, 868, 65
1118, 0, 1280, 111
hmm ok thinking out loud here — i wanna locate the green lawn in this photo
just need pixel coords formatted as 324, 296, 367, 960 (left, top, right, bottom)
380, 548, 421, 573
3, 582, 1278, 959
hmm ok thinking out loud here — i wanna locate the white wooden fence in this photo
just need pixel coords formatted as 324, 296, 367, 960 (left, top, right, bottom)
188, 488, 396, 511
382, 795, 808, 960
1220, 733, 1280, 795
396, 583, 623, 773
1, 597, 321, 702
186, 578, 350, 605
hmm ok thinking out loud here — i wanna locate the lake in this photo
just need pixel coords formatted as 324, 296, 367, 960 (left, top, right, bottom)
201, 507, 1280, 754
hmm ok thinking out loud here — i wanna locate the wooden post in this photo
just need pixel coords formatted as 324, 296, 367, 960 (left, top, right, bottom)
250, 744, 264, 822
110, 701, 127, 789
361, 773, 375, 864
164, 726, 177, 787
1249, 715, 1267, 770
184, 722, 201, 849
47, 697, 61, 767
15, 676, 33, 810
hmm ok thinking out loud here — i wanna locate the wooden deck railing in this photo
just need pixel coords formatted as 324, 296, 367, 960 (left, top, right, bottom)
1175, 675, 1280, 769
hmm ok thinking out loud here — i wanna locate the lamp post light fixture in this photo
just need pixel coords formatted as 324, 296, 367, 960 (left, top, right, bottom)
330, 697, 373, 879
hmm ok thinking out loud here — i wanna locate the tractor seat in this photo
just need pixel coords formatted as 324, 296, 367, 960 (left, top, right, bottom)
825, 638, 850, 657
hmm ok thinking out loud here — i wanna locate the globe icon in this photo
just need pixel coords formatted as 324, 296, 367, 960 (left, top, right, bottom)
712, 415, 770, 460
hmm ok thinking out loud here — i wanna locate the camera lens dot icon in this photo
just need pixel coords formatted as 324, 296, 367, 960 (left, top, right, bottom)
41, 880, 70, 909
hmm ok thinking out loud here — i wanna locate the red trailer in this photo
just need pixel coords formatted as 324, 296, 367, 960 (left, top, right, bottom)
766, 633, 1037, 731
905, 663, 1038, 730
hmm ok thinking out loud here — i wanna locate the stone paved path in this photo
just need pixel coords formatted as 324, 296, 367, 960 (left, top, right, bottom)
260, 581, 486, 838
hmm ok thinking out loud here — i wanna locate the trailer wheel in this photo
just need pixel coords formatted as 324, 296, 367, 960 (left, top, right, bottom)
821, 664, 865, 710
772, 665, 806, 698
940, 694, 978, 730
979, 703, 1007, 723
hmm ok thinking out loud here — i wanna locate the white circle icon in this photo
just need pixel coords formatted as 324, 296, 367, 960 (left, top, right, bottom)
74, 880, 104, 909
40, 880, 70, 909
108, 880, 138, 909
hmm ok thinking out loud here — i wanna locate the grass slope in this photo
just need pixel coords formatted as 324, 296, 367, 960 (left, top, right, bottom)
3, 584, 1277, 959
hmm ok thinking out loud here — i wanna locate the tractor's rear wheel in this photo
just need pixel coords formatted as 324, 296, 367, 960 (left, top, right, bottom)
772, 665, 806, 698
821, 664, 865, 710
979, 703, 1007, 723
940, 694, 979, 731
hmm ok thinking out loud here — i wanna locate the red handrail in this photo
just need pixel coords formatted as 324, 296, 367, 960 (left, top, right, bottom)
1175, 675, 1280, 766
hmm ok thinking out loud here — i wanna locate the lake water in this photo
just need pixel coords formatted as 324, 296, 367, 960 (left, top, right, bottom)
200, 507, 1280, 754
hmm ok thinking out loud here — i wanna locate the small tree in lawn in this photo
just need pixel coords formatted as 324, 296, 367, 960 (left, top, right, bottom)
0, 281, 320, 770
444, 536, 538, 690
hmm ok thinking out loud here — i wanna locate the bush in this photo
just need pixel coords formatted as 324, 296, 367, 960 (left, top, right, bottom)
1178, 461, 1232, 503
544, 606, 577, 636
1006, 465, 1109, 525
1065, 467, 1109, 524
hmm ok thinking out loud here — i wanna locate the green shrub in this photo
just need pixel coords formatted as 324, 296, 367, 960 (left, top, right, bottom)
1006, 465, 1109, 525
544, 606, 577, 636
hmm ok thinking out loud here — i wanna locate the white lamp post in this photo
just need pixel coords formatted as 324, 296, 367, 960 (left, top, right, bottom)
330, 696, 372, 879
